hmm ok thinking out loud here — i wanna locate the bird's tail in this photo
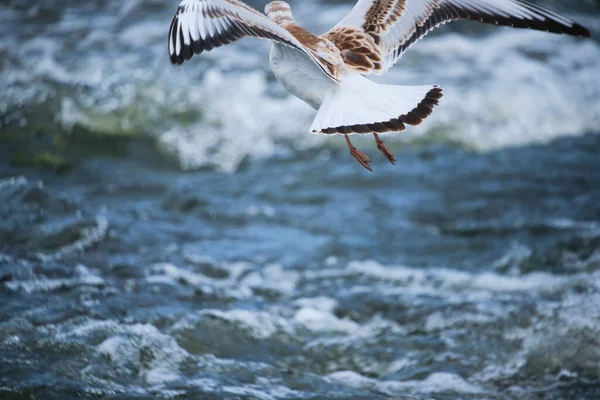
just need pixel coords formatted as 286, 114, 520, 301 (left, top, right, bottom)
309, 75, 443, 135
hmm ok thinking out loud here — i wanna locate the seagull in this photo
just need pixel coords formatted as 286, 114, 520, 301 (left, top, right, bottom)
168, 0, 590, 171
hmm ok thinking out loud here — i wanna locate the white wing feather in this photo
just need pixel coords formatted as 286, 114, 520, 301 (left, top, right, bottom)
332, 0, 590, 74
168, 0, 338, 80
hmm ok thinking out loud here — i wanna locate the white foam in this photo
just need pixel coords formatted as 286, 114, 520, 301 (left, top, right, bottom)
221, 386, 276, 400
304, 314, 407, 350
0, 176, 28, 191
34, 217, 109, 262
198, 309, 293, 339
6, 264, 105, 294
239, 264, 299, 297
345, 260, 581, 295
386, 358, 415, 374
97, 323, 190, 385
195, 353, 273, 372
54, 319, 119, 340
378, 372, 486, 395
156, 69, 321, 172
221, 381, 302, 400
42, 318, 191, 388
188, 377, 220, 392
472, 286, 600, 385
146, 262, 298, 300
425, 311, 495, 332
293, 307, 359, 333
294, 296, 337, 311
522, 290, 600, 370
326, 370, 376, 389
397, 31, 600, 150
147, 262, 205, 286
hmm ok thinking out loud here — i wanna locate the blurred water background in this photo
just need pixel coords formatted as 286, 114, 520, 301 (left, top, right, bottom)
1, 0, 600, 399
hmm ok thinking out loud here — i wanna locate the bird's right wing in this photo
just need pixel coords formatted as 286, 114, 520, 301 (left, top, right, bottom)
328, 0, 591, 74
168, 0, 338, 81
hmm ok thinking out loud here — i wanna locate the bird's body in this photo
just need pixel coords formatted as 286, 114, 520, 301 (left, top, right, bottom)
168, 0, 590, 170
270, 42, 330, 110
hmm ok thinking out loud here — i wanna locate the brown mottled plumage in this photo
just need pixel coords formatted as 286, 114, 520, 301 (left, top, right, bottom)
363, 0, 407, 34
324, 27, 384, 73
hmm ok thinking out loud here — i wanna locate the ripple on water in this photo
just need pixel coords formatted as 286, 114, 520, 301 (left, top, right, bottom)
1, 248, 599, 398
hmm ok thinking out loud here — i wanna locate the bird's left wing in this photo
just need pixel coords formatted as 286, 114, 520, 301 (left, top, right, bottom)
327, 0, 590, 74
169, 0, 338, 80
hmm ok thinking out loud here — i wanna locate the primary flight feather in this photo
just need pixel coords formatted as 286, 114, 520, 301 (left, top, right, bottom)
168, 0, 590, 170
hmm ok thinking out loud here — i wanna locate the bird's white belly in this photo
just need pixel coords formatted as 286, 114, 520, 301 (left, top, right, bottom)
269, 43, 335, 110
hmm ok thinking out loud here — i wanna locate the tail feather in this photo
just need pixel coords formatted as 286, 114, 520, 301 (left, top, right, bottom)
310, 75, 443, 135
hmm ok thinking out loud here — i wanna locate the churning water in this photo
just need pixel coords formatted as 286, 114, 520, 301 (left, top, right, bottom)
1, 0, 600, 399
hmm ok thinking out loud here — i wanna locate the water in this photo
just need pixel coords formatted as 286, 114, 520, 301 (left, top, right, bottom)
1, 0, 600, 399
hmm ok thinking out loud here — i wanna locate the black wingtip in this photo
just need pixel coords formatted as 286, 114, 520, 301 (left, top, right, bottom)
168, 14, 179, 65
167, 11, 206, 66
572, 22, 592, 38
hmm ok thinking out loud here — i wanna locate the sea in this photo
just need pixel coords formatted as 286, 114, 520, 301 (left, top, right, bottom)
1, 0, 600, 399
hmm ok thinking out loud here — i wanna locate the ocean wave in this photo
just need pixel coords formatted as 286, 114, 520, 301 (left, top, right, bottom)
404, 31, 600, 151
3, 253, 599, 397
5, 264, 105, 294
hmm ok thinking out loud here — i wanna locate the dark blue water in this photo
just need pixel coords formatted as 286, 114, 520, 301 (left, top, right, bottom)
1, 1, 600, 399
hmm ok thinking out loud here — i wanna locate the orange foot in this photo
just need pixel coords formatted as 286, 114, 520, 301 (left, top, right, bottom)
345, 135, 372, 171
374, 133, 396, 165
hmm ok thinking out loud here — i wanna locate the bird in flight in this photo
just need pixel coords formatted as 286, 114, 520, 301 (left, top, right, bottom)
168, 0, 590, 171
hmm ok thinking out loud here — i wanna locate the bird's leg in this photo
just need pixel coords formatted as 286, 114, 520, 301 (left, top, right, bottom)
344, 134, 372, 171
374, 133, 396, 165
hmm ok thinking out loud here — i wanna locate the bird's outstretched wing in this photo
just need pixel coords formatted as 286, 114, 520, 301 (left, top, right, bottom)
168, 0, 338, 80
326, 0, 591, 74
